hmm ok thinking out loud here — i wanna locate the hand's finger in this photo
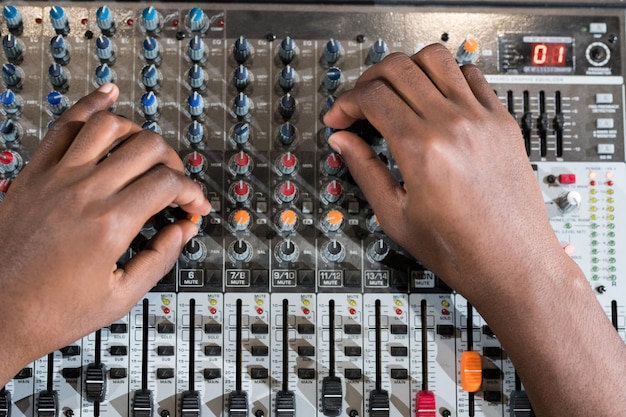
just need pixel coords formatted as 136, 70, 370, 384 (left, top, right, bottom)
459, 64, 502, 110
60, 111, 143, 169
114, 219, 198, 310
90, 129, 184, 193
33, 84, 119, 169
328, 130, 406, 237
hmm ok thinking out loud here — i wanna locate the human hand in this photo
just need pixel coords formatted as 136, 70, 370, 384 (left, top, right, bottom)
324, 44, 566, 303
0, 84, 210, 381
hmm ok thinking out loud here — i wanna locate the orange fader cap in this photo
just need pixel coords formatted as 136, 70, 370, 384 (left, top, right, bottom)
460, 351, 482, 393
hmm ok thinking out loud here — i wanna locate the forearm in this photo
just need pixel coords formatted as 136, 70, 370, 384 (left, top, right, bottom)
473, 251, 626, 417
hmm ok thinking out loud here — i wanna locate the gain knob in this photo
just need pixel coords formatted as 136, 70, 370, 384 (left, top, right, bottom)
229, 208, 252, 231
276, 152, 298, 175
230, 239, 251, 262
2, 63, 23, 89
368, 38, 388, 64
276, 240, 299, 263
278, 36, 297, 64
229, 151, 252, 176
96, 35, 116, 65
96, 5, 116, 36
321, 239, 345, 263
230, 180, 252, 203
48, 63, 69, 90
1, 89, 22, 116
275, 180, 298, 204
142, 37, 162, 66
187, 91, 205, 119
141, 7, 161, 33
185, 120, 204, 145
49, 6, 70, 36
47, 91, 69, 116
557, 191, 582, 213
184, 238, 206, 261
233, 36, 252, 64
3, 5, 23, 35
50, 35, 70, 65
231, 122, 251, 145
455, 36, 480, 65
276, 209, 298, 233
321, 180, 343, 204
2, 34, 24, 64
141, 64, 160, 90
188, 64, 206, 91
323, 38, 343, 64
366, 239, 390, 262
323, 67, 343, 92
186, 152, 205, 174
140, 91, 159, 119
187, 8, 208, 33
321, 209, 344, 232
94, 64, 114, 85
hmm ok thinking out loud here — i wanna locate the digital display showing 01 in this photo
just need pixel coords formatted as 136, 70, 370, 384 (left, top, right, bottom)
500, 35, 575, 74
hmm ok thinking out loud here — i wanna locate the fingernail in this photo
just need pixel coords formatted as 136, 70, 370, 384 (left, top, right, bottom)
327, 133, 342, 155
97, 82, 115, 94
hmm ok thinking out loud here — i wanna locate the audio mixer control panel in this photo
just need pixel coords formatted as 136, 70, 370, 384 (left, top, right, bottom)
1, 3, 625, 417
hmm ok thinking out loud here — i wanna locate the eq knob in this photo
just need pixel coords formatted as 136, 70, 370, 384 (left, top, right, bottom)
0, 150, 22, 176
276, 152, 298, 175
1, 63, 23, 89
455, 37, 480, 65
233, 65, 251, 90
276, 239, 299, 263
278, 93, 297, 119
96, 35, 116, 65
278, 65, 297, 91
141, 121, 162, 135
49, 6, 70, 36
321, 95, 336, 117
323, 67, 343, 92
230, 239, 251, 262
48, 63, 69, 90
277, 122, 296, 145
557, 191, 582, 213
321, 239, 345, 263
186, 152, 205, 174
0, 119, 20, 143
141, 7, 161, 33
187, 8, 208, 33
2, 34, 23, 64
321, 209, 344, 232
94, 63, 114, 85
188, 35, 206, 63
275, 180, 298, 204
187, 91, 205, 118
323, 38, 343, 64
276, 209, 298, 233
184, 238, 206, 261
188, 64, 206, 91
232, 92, 250, 118
96, 5, 116, 36
142, 37, 162, 65
140, 91, 159, 119
229, 151, 252, 176
366, 239, 390, 262
50, 35, 70, 65
278, 36, 297, 64
185, 120, 204, 145
233, 36, 252, 64
321, 180, 343, 204
47, 91, 69, 116
3, 5, 23, 35
0, 89, 22, 116
368, 38, 388, 64
141, 64, 160, 90
322, 153, 344, 176
231, 122, 251, 145
230, 208, 252, 231
230, 180, 252, 203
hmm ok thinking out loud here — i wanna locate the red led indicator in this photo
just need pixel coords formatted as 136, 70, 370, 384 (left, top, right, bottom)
217, 19, 225, 27
256, 307, 264, 315
531, 43, 566, 67
349, 308, 357, 315
172, 19, 179, 27
395, 308, 403, 315
35, 17, 43, 24
81, 18, 88, 25
590, 180, 596, 186
607, 180, 614, 186
162, 307, 170, 314
126, 18, 134, 26
442, 308, 450, 315
209, 307, 217, 315
302, 307, 310, 315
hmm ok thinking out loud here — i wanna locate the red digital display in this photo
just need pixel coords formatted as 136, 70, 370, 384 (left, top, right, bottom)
531, 43, 567, 66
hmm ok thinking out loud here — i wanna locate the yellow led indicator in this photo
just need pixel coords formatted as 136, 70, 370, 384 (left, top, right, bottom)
209, 298, 218, 306
256, 298, 264, 306
608, 189, 614, 195
441, 300, 450, 307
395, 299, 403, 307
162, 298, 171, 305
590, 189, 597, 195
348, 299, 357, 307
608, 197, 615, 203
590, 214, 597, 221
302, 298, 310, 306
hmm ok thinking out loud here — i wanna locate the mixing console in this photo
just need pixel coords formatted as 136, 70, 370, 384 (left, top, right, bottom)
1, 2, 625, 417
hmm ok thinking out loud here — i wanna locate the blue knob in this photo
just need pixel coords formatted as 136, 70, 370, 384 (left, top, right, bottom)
47, 90, 68, 115
188, 35, 205, 62
0, 119, 19, 143
187, 64, 205, 90
321, 95, 336, 117
279, 65, 297, 91
140, 91, 158, 117
48, 63, 68, 88
233, 36, 251, 64
278, 36, 296, 63
323, 67, 343, 91
141, 64, 159, 89
49, 6, 69, 35
2, 34, 23, 61
96, 6, 115, 33
278, 93, 296, 119
278, 122, 296, 145
188, 8, 207, 32
3, 5, 22, 31
369, 39, 388, 64
187, 91, 204, 118
142, 37, 160, 61
141, 120, 162, 134
233, 92, 250, 117
96, 35, 114, 62
50, 35, 70, 63
186, 120, 204, 144
141, 7, 160, 32
1, 63, 22, 87
231, 122, 250, 145
1, 89, 21, 115
233, 65, 250, 90
94, 63, 113, 85
324, 39, 342, 64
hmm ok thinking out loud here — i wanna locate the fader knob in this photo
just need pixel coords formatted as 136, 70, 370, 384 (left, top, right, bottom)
142, 37, 161, 63
321, 180, 343, 204
229, 150, 252, 176
188, 35, 205, 63
47, 91, 68, 116
96, 5, 116, 36
2, 34, 23, 63
185, 120, 204, 145
278, 122, 296, 145
233, 92, 250, 117
49, 6, 70, 35
230, 239, 251, 262
94, 64, 114, 85
187, 8, 208, 32
37, 390, 59, 417
557, 191, 582, 213
181, 391, 201, 417
141, 64, 159, 90
1, 63, 22, 88
140, 91, 158, 118
3, 5, 23, 35
50, 35, 70, 65
230, 208, 252, 231
184, 238, 206, 261
187, 91, 205, 118
48, 63, 69, 90
366, 239, 389, 262
188, 64, 206, 90
233, 36, 252, 64
186, 152, 205, 174
323, 38, 343, 64
231, 180, 251, 203
323, 67, 343, 92
276, 240, 299, 263
0, 386, 12, 417
322, 153, 344, 176
278, 65, 297, 91
0, 150, 20, 175
132, 389, 154, 417
368, 39, 388, 64
96, 35, 116, 64
278, 93, 297, 119
275, 180, 298, 204
415, 391, 436, 417
278, 36, 297, 63
233, 65, 251, 90
276, 209, 298, 232
321, 239, 345, 263
0, 119, 20, 143
455, 37, 480, 65
84, 363, 107, 403
276, 152, 297, 175
141, 7, 161, 32
231, 122, 250, 145
321, 376, 343, 416
321, 209, 344, 232
0, 89, 21, 115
